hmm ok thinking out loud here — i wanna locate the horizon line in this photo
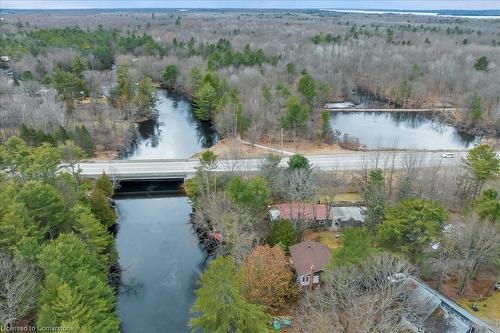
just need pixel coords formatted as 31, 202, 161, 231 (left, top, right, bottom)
2, 7, 500, 11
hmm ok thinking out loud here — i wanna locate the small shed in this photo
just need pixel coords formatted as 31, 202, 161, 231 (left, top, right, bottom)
289, 240, 330, 286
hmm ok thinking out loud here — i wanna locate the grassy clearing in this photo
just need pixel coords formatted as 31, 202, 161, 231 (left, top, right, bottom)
302, 230, 340, 252
318, 192, 363, 204
333, 192, 362, 203
457, 291, 500, 327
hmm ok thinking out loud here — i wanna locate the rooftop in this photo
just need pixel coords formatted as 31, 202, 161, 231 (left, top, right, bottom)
403, 277, 496, 333
331, 206, 366, 222
289, 240, 331, 276
270, 203, 331, 222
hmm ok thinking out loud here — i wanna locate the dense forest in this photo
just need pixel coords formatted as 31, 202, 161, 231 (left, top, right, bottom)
0, 138, 119, 331
1, 10, 499, 156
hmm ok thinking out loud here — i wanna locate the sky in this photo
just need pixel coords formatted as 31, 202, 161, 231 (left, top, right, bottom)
2, 0, 499, 10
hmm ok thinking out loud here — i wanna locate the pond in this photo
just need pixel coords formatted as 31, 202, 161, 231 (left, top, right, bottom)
330, 111, 478, 150
115, 89, 215, 333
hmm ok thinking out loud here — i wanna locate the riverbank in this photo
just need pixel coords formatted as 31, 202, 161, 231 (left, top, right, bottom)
93, 149, 120, 160
99, 127, 497, 162
196, 137, 352, 159
325, 107, 458, 112
436, 109, 498, 138
331, 86, 498, 139
89, 87, 498, 161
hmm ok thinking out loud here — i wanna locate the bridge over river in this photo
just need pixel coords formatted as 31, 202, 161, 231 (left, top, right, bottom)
77, 151, 467, 181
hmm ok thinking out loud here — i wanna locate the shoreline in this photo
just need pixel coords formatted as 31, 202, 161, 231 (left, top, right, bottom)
90, 86, 497, 161
326, 104, 496, 138
325, 107, 457, 113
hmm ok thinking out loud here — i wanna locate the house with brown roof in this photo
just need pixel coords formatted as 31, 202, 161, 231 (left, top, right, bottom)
289, 240, 331, 286
269, 203, 333, 228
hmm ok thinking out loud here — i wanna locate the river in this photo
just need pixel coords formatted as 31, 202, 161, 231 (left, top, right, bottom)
115, 90, 217, 333
121, 90, 217, 159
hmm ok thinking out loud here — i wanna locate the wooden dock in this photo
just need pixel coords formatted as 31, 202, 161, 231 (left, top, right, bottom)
324, 108, 457, 112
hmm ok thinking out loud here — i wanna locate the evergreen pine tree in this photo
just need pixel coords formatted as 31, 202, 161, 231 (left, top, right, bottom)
189, 256, 270, 333
95, 172, 114, 197
74, 126, 96, 157
87, 189, 117, 228
194, 81, 217, 121
297, 70, 316, 105
71, 206, 113, 260
19, 181, 66, 236
363, 169, 386, 234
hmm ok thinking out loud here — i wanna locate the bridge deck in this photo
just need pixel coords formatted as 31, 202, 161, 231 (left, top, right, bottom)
76, 151, 466, 180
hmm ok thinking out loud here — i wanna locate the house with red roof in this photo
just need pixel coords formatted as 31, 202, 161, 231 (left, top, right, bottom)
268, 202, 333, 228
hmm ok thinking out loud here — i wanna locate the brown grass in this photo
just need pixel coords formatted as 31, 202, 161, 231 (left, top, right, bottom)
425, 269, 500, 328
333, 193, 363, 203
301, 230, 340, 252
457, 291, 500, 327
260, 138, 352, 156
91, 149, 120, 160
201, 137, 353, 159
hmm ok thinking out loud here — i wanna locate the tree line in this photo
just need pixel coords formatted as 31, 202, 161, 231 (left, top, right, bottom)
2, 26, 166, 69
0, 137, 119, 332
171, 37, 280, 69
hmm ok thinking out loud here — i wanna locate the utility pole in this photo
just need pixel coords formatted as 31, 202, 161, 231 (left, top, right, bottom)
280, 127, 284, 156
234, 109, 238, 139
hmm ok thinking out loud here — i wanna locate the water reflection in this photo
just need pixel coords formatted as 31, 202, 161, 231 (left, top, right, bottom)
330, 112, 478, 149
137, 119, 161, 147
122, 89, 218, 159
116, 90, 216, 332
116, 196, 204, 333
349, 89, 389, 108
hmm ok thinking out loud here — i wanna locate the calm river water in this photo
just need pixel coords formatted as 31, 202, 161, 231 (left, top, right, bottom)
115, 90, 217, 333
330, 111, 478, 150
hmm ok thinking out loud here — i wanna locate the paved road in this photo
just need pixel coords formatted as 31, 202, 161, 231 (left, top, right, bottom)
77, 151, 467, 180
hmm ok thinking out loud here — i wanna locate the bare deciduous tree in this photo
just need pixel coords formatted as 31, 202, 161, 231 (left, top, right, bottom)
439, 215, 500, 295
0, 251, 40, 331
195, 192, 261, 264
297, 252, 415, 333
277, 168, 317, 227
